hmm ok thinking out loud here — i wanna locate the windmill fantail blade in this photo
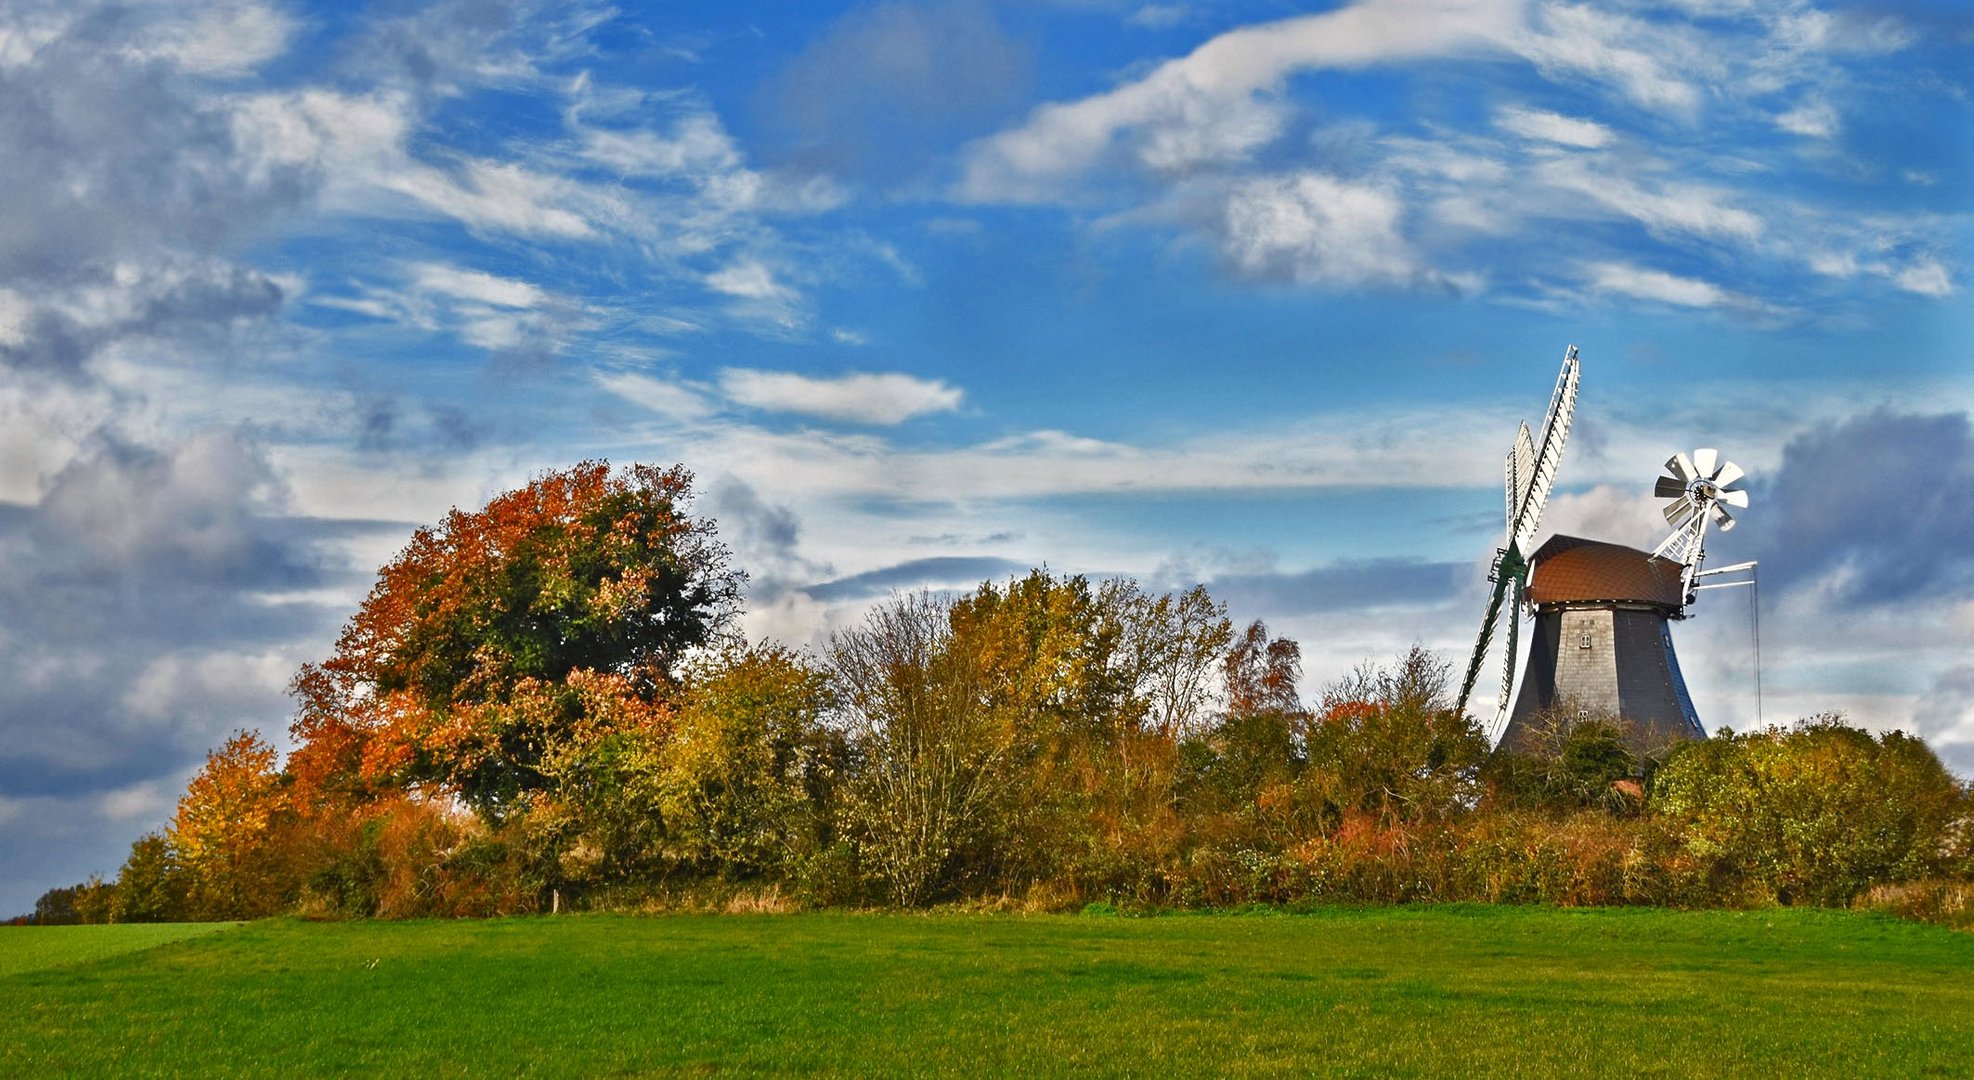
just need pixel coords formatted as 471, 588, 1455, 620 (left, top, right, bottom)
1664, 499, 1697, 527
1654, 476, 1686, 499
1712, 460, 1745, 488
1710, 502, 1736, 530
1668, 452, 1696, 483
1718, 488, 1749, 508
1693, 448, 1719, 479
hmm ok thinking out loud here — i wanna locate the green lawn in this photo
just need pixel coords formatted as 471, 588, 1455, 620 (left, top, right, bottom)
2, 907, 1970, 1076
0, 922, 237, 978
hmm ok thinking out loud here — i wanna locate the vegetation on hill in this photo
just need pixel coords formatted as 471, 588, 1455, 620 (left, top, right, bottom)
27, 462, 1974, 922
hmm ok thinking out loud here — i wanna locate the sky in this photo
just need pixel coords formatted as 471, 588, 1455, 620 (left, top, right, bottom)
1, 0, 1970, 914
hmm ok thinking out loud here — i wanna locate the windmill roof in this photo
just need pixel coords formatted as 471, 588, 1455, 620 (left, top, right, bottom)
1525, 535, 1685, 609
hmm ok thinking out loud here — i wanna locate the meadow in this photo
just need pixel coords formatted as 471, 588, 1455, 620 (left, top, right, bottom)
4, 907, 1971, 1076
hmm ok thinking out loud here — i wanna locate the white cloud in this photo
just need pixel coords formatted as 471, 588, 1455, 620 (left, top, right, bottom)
232, 90, 599, 239
1222, 172, 1420, 286
126, 1, 293, 77
1511, 2, 1711, 115
719, 369, 964, 425
393, 159, 598, 239
409, 263, 546, 309
594, 371, 715, 422
1774, 101, 1838, 138
120, 650, 294, 730
1128, 5, 1192, 30
1896, 260, 1953, 298
958, 0, 1521, 201
0, 288, 27, 348
100, 780, 178, 823
1584, 261, 1730, 308
1494, 106, 1612, 148
578, 114, 743, 178
1535, 157, 1764, 244
706, 260, 794, 302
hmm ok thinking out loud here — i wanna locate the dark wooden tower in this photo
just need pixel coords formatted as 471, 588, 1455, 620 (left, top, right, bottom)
1497, 534, 1704, 755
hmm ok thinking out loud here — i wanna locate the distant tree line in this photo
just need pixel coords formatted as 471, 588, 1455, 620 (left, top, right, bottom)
29, 462, 1974, 923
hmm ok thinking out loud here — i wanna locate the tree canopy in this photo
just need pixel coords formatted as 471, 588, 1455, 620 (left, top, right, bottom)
290, 462, 743, 815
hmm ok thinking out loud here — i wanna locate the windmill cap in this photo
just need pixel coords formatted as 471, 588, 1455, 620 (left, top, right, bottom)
1526, 535, 1685, 609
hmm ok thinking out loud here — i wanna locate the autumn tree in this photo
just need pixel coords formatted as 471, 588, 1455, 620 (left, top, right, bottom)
1180, 621, 1308, 834
832, 591, 1010, 905
169, 730, 295, 919
1300, 646, 1488, 828
647, 644, 841, 878
289, 462, 744, 818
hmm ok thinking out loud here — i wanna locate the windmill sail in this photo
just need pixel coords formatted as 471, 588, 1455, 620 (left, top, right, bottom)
1510, 345, 1579, 554
1496, 575, 1521, 721
1455, 345, 1581, 730
1652, 446, 1754, 605
1507, 422, 1535, 546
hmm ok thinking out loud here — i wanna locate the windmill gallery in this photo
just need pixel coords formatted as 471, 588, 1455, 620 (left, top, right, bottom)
1454, 346, 1758, 759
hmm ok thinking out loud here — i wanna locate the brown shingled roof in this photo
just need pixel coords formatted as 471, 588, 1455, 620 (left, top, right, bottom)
1525, 535, 1685, 609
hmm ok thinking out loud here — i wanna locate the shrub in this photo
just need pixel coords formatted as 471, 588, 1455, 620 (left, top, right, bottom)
1651, 716, 1968, 906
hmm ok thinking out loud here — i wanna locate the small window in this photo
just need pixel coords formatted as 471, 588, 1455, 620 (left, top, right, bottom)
1578, 632, 1592, 650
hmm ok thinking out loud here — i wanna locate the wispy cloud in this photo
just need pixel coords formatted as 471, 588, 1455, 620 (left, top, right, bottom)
595, 371, 715, 423
1494, 106, 1613, 149
409, 263, 546, 309
958, 0, 1517, 202
1583, 261, 1733, 308
718, 370, 964, 425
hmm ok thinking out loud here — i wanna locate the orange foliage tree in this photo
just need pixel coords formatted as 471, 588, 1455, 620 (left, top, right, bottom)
169, 730, 294, 918
288, 462, 743, 820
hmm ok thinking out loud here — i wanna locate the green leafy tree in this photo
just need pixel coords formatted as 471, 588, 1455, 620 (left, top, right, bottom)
1651, 715, 1969, 905
648, 644, 841, 877
112, 833, 189, 923
1485, 711, 1643, 814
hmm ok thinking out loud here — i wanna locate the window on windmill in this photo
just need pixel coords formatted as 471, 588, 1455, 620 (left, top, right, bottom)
1578, 632, 1592, 650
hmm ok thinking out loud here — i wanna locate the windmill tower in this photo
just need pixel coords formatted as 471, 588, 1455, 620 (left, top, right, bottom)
1454, 349, 1756, 755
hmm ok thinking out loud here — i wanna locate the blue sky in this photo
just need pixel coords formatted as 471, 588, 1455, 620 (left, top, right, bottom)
1, 0, 1970, 913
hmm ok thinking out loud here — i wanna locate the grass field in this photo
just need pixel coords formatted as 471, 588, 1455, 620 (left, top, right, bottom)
0, 922, 236, 978
3, 907, 1971, 1076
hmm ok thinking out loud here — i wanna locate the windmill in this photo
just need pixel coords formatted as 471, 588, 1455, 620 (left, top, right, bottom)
1487, 448, 1759, 755
1452, 344, 1580, 739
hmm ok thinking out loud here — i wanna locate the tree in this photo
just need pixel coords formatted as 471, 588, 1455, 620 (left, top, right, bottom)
112, 833, 189, 923
1181, 621, 1306, 826
648, 644, 840, 877
289, 462, 743, 817
1223, 619, 1303, 719
32, 886, 82, 925
170, 730, 293, 919
1301, 646, 1488, 827
1651, 715, 1969, 905
1484, 710, 1642, 813
831, 591, 1014, 906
